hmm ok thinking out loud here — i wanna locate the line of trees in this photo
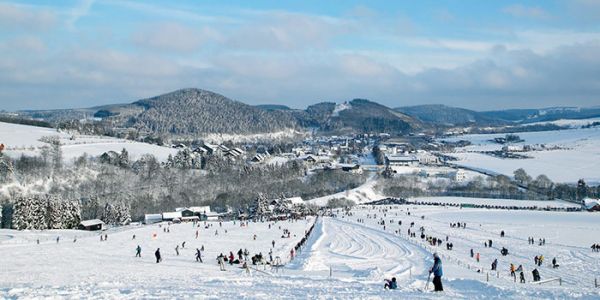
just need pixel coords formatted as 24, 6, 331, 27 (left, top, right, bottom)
377, 168, 599, 202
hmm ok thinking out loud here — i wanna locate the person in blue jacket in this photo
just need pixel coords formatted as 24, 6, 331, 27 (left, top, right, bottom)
384, 277, 397, 289
430, 252, 443, 292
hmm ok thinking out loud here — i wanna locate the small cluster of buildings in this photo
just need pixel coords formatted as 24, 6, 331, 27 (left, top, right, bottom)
144, 206, 220, 224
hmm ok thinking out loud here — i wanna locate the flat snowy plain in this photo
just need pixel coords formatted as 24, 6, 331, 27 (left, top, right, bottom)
1, 205, 599, 299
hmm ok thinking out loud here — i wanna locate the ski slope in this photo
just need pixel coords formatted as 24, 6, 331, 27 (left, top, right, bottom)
1, 205, 599, 299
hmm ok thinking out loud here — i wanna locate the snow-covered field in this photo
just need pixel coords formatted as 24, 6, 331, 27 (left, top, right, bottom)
1, 206, 599, 299
0, 121, 178, 162
442, 126, 600, 183
528, 117, 600, 128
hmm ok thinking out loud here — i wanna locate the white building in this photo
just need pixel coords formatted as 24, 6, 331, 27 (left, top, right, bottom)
144, 214, 163, 224
450, 169, 467, 182
386, 155, 419, 167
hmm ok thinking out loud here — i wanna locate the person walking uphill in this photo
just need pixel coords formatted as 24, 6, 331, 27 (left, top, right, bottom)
155, 248, 162, 263
430, 253, 443, 292
135, 245, 142, 257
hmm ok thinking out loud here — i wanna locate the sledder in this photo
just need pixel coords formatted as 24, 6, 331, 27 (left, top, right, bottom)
384, 277, 397, 290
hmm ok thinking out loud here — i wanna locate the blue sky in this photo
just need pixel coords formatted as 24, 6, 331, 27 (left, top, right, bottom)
0, 0, 599, 110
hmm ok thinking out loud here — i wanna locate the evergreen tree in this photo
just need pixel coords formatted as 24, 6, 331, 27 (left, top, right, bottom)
577, 179, 588, 202
118, 148, 130, 169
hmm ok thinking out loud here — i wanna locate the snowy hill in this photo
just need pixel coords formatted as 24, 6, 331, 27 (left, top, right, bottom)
1, 206, 599, 299
0, 121, 178, 162
442, 126, 600, 183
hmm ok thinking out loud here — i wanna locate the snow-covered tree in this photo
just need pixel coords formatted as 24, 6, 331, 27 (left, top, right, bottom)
118, 148, 130, 169
101, 202, 131, 226
12, 195, 81, 230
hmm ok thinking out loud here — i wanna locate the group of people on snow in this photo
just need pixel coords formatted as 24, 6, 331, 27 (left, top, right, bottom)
528, 237, 546, 246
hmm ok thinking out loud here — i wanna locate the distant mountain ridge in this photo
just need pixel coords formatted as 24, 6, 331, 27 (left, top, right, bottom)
13, 88, 600, 138
395, 104, 600, 126
395, 104, 506, 126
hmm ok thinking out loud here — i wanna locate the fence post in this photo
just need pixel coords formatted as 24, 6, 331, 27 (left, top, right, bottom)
497, 271, 499, 278
487, 272, 489, 282
595, 278, 597, 288
559, 278, 562, 286
409, 268, 412, 278
330, 266, 332, 278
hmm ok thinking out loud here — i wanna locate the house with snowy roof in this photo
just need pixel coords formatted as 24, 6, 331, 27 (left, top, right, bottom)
584, 198, 600, 211
78, 219, 104, 231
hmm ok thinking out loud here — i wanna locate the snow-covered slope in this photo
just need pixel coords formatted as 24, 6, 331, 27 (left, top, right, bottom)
0, 122, 178, 162
442, 127, 600, 183
1, 206, 598, 299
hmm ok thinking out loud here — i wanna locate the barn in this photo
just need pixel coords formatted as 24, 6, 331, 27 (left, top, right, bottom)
78, 219, 104, 231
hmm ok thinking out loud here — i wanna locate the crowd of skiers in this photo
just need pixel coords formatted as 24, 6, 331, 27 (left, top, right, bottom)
126, 216, 313, 271
591, 244, 600, 252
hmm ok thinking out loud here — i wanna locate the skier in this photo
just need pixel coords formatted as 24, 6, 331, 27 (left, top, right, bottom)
132, 234, 136, 240
56, 236, 60, 243
500, 230, 505, 237
470, 248, 474, 258
534, 255, 539, 265
175, 245, 179, 256
552, 257, 559, 268
182, 241, 186, 248
155, 248, 162, 263
429, 253, 443, 292
238, 249, 243, 261
272, 240, 275, 248
229, 251, 235, 265
538, 255, 544, 266
384, 277, 397, 290
476, 252, 480, 263
290, 248, 295, 260
196, 230, 199, 239
519, 270, 526, 283
196, 248, 203, 262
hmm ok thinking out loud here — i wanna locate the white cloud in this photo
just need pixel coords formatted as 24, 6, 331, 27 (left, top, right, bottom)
66, 0, 95, 29
503, 4, 551, 19
224, 12, 347, 51
0, 2, 57, 31
132, 22, 221, 53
